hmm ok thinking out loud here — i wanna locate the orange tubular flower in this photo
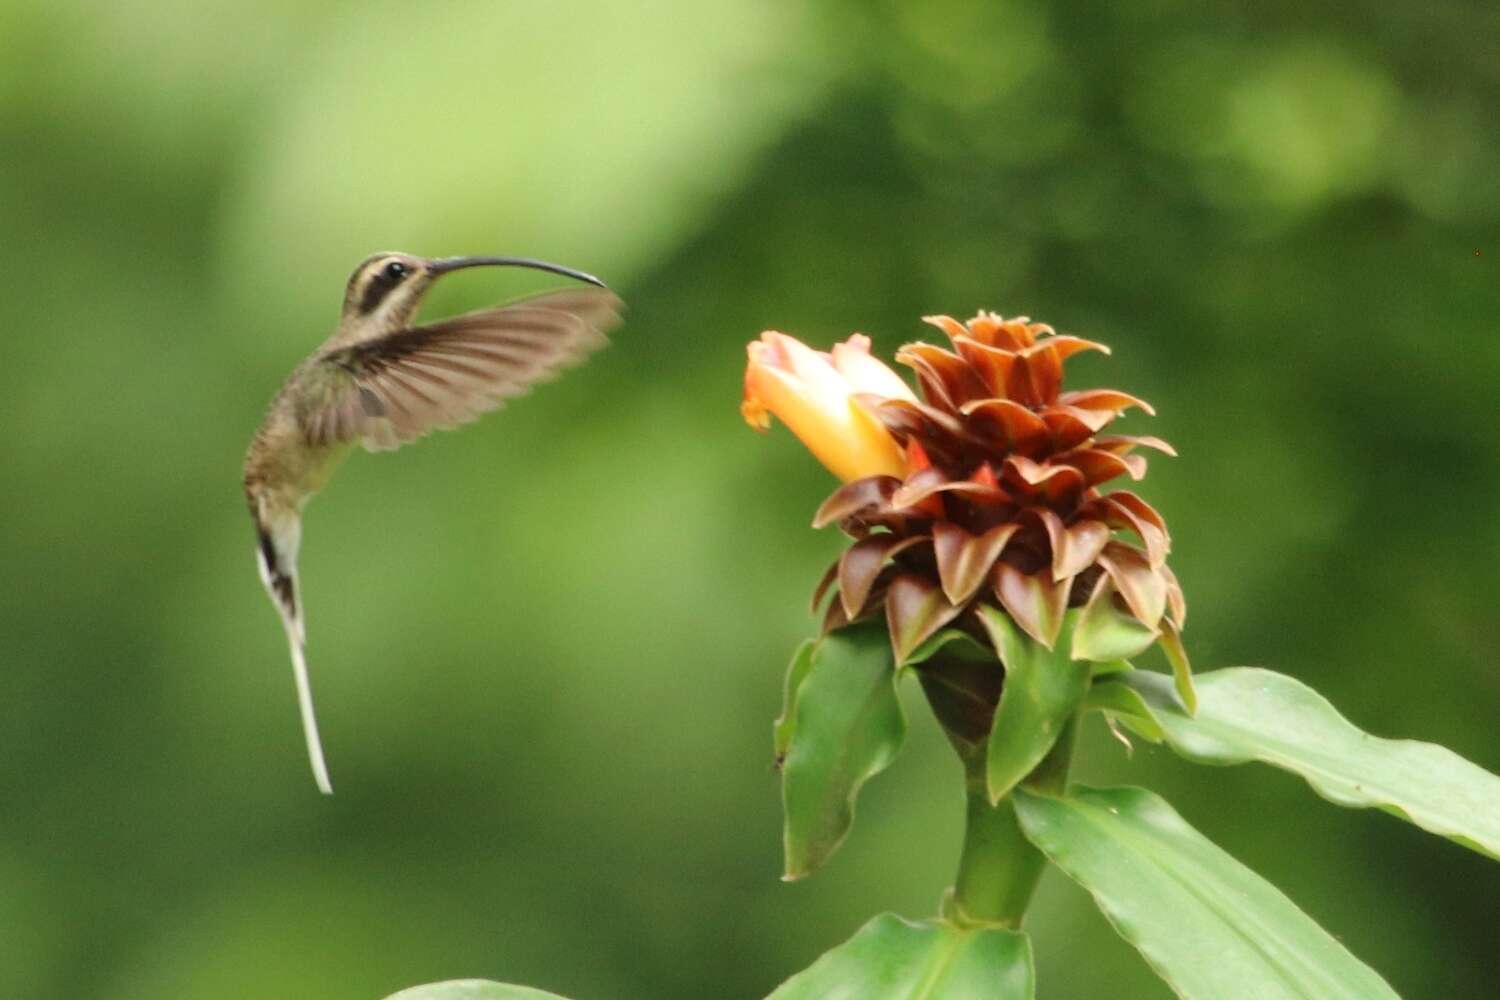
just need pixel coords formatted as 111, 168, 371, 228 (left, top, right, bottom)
742, 332, 916, 483
745, 311, 1187, 670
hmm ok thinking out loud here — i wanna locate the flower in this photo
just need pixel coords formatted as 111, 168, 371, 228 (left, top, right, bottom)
746, 311, 1187, 670
742, 332, 916, 482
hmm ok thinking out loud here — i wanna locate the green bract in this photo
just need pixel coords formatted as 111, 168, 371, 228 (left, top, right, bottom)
978, 607, 1090, 803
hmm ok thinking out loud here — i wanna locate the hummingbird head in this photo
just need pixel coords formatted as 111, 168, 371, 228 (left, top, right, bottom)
341, 251, 607, 331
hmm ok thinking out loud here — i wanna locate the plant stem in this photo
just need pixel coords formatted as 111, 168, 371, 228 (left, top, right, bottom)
949, 717, 1077, 928
950, 783, 1043, 927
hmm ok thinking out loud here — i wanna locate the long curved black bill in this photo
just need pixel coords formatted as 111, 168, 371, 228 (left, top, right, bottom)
428, 255, 607, 288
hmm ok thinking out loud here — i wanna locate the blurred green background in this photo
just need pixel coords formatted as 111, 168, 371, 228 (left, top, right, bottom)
3, 1, 1498, 996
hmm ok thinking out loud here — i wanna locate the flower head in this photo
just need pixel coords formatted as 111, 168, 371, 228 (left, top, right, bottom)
742, 332, 915, 482
745, 311, 1186, 667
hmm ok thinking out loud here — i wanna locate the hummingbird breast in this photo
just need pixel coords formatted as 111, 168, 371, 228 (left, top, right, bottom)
243, 402, 354, 515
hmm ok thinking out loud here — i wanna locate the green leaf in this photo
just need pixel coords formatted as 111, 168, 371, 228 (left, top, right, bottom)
1123, 667, 1500, 861
774, 639, 818, 762
1015, 785, 1398, 1000
1081, 678, 1165, 743
977, 607, 1091, 803
384, 982, 570, 1000
782, 623, 906, 879
768, 913, 1033, 999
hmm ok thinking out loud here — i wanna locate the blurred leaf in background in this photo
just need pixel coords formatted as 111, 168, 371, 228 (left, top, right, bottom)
1, 0, 1496, 997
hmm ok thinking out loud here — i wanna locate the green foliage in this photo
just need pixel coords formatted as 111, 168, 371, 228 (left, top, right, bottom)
780, 624, 906, 879
1079, 679, 1165, 744
1156, 624, 1198, 715
385, 983, 569, 1000
1070, 591, 1158, 663
902, 628, 994, 670
773, 646, 1500, 996
977, 608, 1090, 802
768, 914, 1033, 1000
1015, 786, 1398, 1000
773, 639, 819, 762
1123, 668, 1500, 861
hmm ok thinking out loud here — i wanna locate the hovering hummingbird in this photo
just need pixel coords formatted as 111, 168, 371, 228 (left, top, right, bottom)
243, 252, 622, 794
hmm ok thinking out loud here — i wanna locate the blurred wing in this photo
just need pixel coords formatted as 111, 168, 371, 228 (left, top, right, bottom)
307, 287, 621, 452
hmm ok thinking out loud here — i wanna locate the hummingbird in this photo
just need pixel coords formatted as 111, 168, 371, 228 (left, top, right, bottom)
243, 252, 622, 794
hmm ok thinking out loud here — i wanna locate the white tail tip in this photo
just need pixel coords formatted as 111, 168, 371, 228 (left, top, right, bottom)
289, 636, 334, 795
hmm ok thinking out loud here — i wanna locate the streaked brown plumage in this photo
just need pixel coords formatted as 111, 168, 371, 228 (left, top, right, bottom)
243, 252, 622, 793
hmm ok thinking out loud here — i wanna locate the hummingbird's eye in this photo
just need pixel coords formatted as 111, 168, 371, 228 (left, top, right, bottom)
381, 261, 409, 283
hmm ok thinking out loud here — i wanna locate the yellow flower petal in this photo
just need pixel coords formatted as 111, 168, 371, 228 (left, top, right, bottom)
742, 331, 913, 481
832, 335, 918, 402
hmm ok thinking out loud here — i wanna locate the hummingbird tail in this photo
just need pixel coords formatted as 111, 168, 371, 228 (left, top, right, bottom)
286, 627, 333, 796
254, 517, 334, 795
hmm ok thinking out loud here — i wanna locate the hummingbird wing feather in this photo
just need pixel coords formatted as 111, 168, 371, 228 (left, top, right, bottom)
310, 287, 620, 452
